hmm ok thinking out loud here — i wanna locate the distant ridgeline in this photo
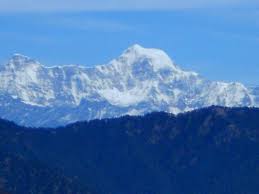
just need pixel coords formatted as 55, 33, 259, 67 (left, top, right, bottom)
0, 45, 259, 127
1, 106, 259, 194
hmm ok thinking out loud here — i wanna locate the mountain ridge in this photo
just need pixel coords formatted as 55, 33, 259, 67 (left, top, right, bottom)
1, 106, 259, 194
0, 44, 258, 127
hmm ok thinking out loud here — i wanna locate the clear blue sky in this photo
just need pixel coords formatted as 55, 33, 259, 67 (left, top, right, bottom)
0, 0, 258, 85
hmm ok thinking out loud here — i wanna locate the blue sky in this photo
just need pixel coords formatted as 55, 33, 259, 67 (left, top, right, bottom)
0, 0, 258, 85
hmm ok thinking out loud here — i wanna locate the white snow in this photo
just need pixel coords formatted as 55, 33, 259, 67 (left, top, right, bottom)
0, 44, 258, 126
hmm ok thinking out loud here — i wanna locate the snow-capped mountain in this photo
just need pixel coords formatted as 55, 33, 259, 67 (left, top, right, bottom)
0, 44, 258, 127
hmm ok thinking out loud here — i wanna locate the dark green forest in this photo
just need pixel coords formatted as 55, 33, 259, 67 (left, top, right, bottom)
1, 106, 259, 194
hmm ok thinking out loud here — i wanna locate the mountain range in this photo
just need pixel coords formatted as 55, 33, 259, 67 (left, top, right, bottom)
0, 44, 258, 127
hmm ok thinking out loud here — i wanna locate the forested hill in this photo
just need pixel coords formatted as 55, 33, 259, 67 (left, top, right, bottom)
1, 106, 259, 194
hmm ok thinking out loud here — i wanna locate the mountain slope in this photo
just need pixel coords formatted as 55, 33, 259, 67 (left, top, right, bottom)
0, 152, 93, 194
0, 120, 95, 194
0, 106, 259, 194
0, 45, 257, 127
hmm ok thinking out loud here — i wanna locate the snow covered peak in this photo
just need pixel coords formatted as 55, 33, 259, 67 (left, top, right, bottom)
125, 44, 143, 52
12, 53, 30, 59
0, 45, 258, 127
115, 44, 178, 72
6, 53, 41, 69
10, 53, 35, 63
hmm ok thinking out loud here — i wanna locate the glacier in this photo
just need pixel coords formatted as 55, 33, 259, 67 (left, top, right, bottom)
0, 44, 258, 127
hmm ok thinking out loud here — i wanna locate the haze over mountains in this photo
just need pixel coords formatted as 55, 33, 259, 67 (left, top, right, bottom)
0, 44, 258, 127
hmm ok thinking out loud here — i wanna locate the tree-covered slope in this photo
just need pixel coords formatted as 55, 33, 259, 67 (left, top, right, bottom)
0, 106, 259, 194
0, 120, 94, 194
